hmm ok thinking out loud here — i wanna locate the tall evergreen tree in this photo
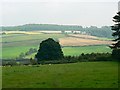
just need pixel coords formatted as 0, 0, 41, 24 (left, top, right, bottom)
110, 12, 120, 59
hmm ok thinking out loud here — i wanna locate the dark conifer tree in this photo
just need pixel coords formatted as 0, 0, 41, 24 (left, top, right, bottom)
110, 12, 120, 59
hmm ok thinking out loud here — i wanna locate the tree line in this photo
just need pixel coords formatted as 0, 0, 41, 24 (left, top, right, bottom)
2, 52, 115, 66
1, 24, 112, 38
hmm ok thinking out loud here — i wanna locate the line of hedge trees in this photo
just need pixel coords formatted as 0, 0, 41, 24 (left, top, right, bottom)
2, 53, 118, 66
37, 52, 117, 65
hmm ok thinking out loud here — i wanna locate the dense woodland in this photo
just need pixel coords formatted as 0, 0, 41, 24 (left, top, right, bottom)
1, 24, 112, 38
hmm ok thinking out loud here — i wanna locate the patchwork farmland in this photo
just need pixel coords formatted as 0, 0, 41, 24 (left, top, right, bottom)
1, 31, 112, 59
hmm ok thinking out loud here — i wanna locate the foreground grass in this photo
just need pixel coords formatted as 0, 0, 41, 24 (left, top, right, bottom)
0, 67, 2, 89
2, 61, 118, 88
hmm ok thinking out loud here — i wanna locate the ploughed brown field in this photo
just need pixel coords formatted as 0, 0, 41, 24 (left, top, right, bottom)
59, 34, 113, 46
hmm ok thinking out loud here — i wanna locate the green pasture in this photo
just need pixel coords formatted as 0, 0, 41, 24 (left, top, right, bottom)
63, 45, 112, 56
2, 46, 37, 59
2, 61, 118, 88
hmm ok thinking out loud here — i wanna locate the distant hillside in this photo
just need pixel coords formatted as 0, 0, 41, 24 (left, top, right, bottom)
1, 24, 112, 38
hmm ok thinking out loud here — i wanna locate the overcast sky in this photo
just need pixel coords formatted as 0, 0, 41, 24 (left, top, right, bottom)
0, 0, 119, 27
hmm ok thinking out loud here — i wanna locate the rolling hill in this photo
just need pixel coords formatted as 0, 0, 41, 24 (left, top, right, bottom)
1, 24, 113, 38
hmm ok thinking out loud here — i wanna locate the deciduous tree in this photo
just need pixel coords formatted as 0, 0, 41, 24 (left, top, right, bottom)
35, 38, 64, 61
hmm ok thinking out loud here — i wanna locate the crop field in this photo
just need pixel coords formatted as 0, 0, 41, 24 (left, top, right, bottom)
1, 32, 113, 59
2, 61, 118, 88
59, 37, 112, 46
2, 33, 65, 46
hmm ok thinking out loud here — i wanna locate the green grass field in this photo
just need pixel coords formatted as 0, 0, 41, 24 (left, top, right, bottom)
2, 61, 118, 88
2, 46, 37, 59
63, 45, 111, 56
